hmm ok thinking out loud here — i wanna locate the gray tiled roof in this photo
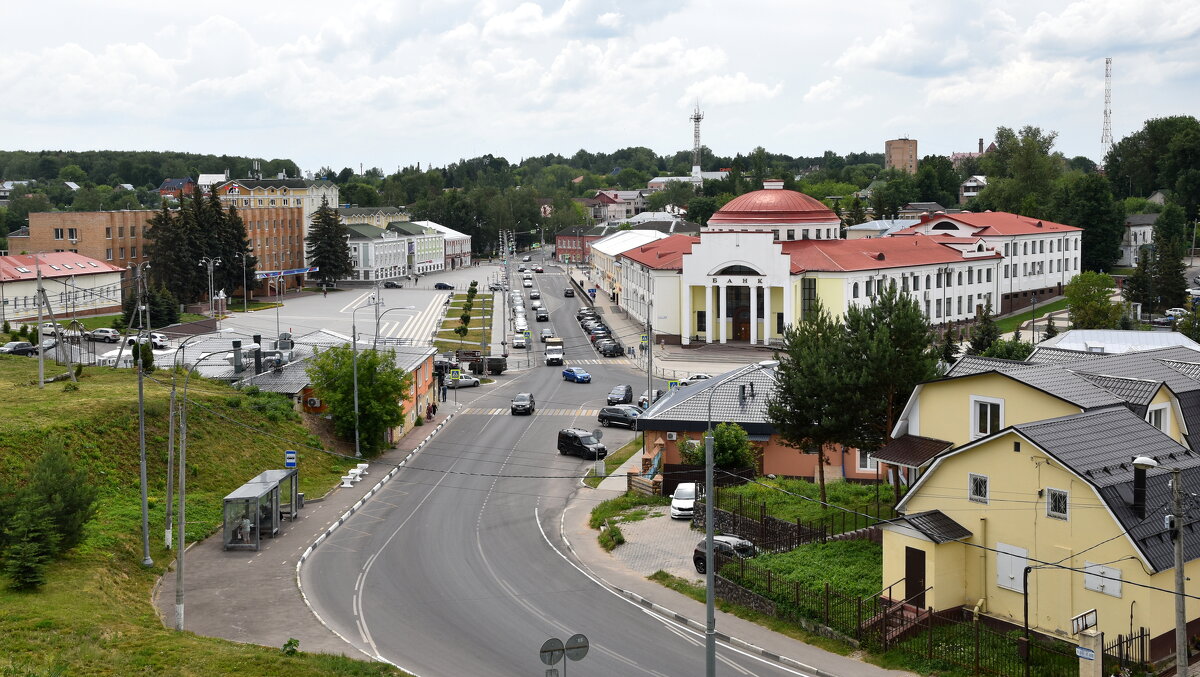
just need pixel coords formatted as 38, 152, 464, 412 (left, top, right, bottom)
1012, 406, 1200, 572
637, 363, 779, 434
1125, 213, 1160, 227
1073, 373, 1160, 407
1057, 346, 1200, 393
872, 435, 953, 469
1160, 359, 1200, 381
946, 360, 1126, 410
1027, 347, 1109, 364
947, 355, 1031, 376
898, 510, 972, 544
236, 360, 312, 394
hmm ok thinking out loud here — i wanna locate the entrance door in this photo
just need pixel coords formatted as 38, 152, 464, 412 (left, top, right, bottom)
904, 546, 926, 608
733, 307, 751, 341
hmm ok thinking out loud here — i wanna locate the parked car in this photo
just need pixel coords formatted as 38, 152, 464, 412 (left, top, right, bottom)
446, 375, 481, 389
512, 334, 528, 349
607, 384, 633, 405
597, 339, 624, 357
598, 405, 640, 428
562, 367, 592, 383
557, 428, 607, 460
85, 328, 121, 343
693, 535, 756, 574
670, 482, 698, 520
576, 308, 598, 321
529, 290, 541, 300
540, 328, 555, 342
681, 373, 713, 386
511, 392, 535, 415
383, 280, 403, 288
434, 282, 454, 290
1165, 307, 1188, 318
638, 389, 665, 409
0, 341, 37, 356
588, 328, 611, 343
126, 332, 169, 350
563, 288, 575, 297
488, 282, 503, 291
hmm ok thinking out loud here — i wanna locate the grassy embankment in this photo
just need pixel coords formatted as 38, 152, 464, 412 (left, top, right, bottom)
0, 356, 404, 676
434, 292, 493, 353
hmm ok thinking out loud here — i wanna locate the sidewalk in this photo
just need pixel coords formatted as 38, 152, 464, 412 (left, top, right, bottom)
571, 454, 915, 676
152, 406, 461, 656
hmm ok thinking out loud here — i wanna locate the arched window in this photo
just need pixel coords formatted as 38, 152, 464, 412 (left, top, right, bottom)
716, 264, 761, 275
853, 282, 859, 299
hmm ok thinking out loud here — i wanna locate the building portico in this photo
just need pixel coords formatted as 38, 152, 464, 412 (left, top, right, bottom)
680, 231, 794, 345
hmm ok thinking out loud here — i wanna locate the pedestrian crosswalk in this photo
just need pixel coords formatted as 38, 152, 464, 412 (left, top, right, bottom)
461, 407, 601, 417
567, 358, 631, 365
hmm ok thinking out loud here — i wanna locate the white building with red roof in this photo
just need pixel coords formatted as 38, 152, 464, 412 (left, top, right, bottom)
0, 252, 125, 323
890, 211, 1082, 315
615, 182, 1014, 345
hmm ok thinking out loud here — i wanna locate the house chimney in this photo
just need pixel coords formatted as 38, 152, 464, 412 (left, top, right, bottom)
232, 340, 244, 374
978, 138, 984, 153
253, 334, 263, 374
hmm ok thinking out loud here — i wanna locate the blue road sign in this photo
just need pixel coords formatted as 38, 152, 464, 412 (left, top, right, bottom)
285, 449, 297, 468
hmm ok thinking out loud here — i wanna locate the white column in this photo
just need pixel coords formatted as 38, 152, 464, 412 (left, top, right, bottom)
719, 284, 728, 344
705, 283, 714, 344
749, 284, 758, 344
762, 285, 772, 345
783, 280, 794, 329
681, 284, 692, 345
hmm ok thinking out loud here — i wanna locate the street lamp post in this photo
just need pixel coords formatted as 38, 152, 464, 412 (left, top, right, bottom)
199, 257, 222, 326
234, 253, 249, 313
1030, 294, 1038, 342
131, 261, 153, 567
351, 298, 376, 458
373, 305, 418, 350
703, 359, 778, 677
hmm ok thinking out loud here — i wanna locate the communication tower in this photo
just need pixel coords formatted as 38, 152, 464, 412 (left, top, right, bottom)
1101, 57, 1113, 163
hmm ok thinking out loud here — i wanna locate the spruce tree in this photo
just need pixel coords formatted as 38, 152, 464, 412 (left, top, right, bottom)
967, 304, 1000, 355
4, 499, 59, 590
940, 325, 959, 364
1043, 314, 1059, 339
305, 197, 353, 286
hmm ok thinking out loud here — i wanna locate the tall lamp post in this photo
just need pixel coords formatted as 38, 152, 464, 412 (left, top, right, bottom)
373, 305, 417, 350
131, 261, 153, 567
351, 297, 376, 458
234, 252, 249, 313
703, 359, 778, 676
1030, 294, 1038, 343
199, 257, 222, 324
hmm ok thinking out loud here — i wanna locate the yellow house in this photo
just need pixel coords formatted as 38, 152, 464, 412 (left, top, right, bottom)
879, 350, 1200, 664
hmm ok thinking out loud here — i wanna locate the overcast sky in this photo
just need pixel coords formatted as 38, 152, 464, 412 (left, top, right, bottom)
4, 0, 1198, 175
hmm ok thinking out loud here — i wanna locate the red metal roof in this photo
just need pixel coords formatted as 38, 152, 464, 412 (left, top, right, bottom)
780, 234, 1001, 272
708, 188, 838, 226
893, 211, 1082, 237
618, 234, 699, 270
0, 252, 124, 282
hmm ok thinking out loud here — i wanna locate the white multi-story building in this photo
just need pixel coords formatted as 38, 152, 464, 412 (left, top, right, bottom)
412, 220, 471, 269
1117, 213, 1158, 267
891, 212, 1082, 314
387, 222, 445, 274
588, 230, 668, 304
346, 225, 409, 281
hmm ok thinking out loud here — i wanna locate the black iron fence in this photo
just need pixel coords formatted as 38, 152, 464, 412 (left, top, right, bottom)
695, 487, 894, 552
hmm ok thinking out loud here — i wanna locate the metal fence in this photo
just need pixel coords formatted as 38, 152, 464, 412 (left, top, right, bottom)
701, 486, 895, 552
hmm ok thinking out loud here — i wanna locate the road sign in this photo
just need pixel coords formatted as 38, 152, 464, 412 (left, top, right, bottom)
523, 330, 531, 339
284, 449, 297, 468
640, 334, 648, 346
591, 428, 603, 441
539, 638, 564, 666
588, 288, 596, 298
564, 634, 589, 661
1075, 646, 1095, 661
449, 369, 462, 380
668, 380, 680, 390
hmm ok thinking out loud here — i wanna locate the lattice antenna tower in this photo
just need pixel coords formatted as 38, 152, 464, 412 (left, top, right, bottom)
1101, 57, 1113, 163
690, 104, 704, 170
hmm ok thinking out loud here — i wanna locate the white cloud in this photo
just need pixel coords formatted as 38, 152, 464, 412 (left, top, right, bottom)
803, 77, 842, 102
1022, 0, 1200, 54
596, 12, 622, 29
680, 72, 782, 106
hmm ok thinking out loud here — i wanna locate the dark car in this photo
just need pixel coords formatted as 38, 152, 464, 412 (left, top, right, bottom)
564, 288, 575, 297
581, 320, 606, 332
576, 309, 598, 321
588, 328, 611, 343
606, 384, 633, 405
0, 341, 37, 356
597, 339, 624, 357
433, 282, 454, 290
598, 405, 640, 428
693, 535, 756, 574
557, 428, 607, 460
511, 392, 535, 415
383, 280, 403, 288
534, 266, 544, 273
536, 308, 550, 322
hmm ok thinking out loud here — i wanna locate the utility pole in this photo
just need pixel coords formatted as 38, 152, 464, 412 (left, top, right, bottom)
134, 264, 153, 566
165, 386, 175, 549
35, 255, 45, 389
1173, 466, 1187, 677
646, 298, 654, 404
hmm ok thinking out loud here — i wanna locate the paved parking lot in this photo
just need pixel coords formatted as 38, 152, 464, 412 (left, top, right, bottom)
609, 505, 705, 583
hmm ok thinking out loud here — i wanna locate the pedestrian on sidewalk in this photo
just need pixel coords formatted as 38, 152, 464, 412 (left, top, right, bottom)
440, 384, 448, 402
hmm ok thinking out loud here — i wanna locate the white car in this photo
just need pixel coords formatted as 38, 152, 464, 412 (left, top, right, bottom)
126, 332, 169, 350
681, 373, 713, 386
512, 335, 528, 349
1165, 307, 1188, 318
670, 482, 698, 520
445, 375, 480, 389
523, 280, 533, 288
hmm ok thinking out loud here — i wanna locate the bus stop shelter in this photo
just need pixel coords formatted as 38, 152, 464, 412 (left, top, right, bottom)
221, 468, 299, 551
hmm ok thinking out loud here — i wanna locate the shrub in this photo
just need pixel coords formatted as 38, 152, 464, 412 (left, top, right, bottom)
598, 522, 625, 551
281, 638, 300, 656
1, 320, 9, 334
62, 382, 79, 392
3, 499, 60, 590
225, 396, 243, 408
414, 416, 424, 427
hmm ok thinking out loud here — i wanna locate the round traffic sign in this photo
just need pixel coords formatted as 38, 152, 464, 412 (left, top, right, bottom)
564, 634, 589, 661
591, 428, 603, 440
539, 637, 564, 666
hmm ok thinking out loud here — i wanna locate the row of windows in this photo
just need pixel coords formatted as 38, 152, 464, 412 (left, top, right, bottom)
930, 294, 993, 318
967, 472, 1068, 519
105, 247, 138, 260
1003, 238, 1080, 257
1003, 258, 1079, 278
54, 228, 80, 240
851, 267, 995, 300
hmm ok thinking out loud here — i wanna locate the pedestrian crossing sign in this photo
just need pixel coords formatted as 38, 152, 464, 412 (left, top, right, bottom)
449, 369, 462, 380
640, 334, 648, 346
668, 380, 679, 390
523, 330, 531, 339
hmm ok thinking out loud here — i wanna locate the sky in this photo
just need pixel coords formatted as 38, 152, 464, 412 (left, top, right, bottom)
3, 0, 1199, 176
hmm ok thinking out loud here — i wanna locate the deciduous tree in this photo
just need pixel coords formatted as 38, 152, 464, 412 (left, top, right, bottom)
1066, 271, 1122, 329
306, 345, 412, 457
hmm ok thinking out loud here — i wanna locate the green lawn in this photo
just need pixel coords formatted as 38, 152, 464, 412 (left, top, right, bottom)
0, 357, 407, 676
12, 312, 208, 332
995, 298, 1070, 333
717, 476, 894, 525
585, 434, 642, 488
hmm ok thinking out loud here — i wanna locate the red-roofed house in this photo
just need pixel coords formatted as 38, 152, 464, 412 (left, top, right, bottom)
0, 252, 125, 323
618, 234, 700, 325
890, 212, 1082, 314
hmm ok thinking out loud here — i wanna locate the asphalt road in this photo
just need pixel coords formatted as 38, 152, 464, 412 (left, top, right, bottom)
301, 265, 800, 676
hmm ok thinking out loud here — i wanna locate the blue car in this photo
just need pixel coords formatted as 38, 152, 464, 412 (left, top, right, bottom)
562, 367, 591, 383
